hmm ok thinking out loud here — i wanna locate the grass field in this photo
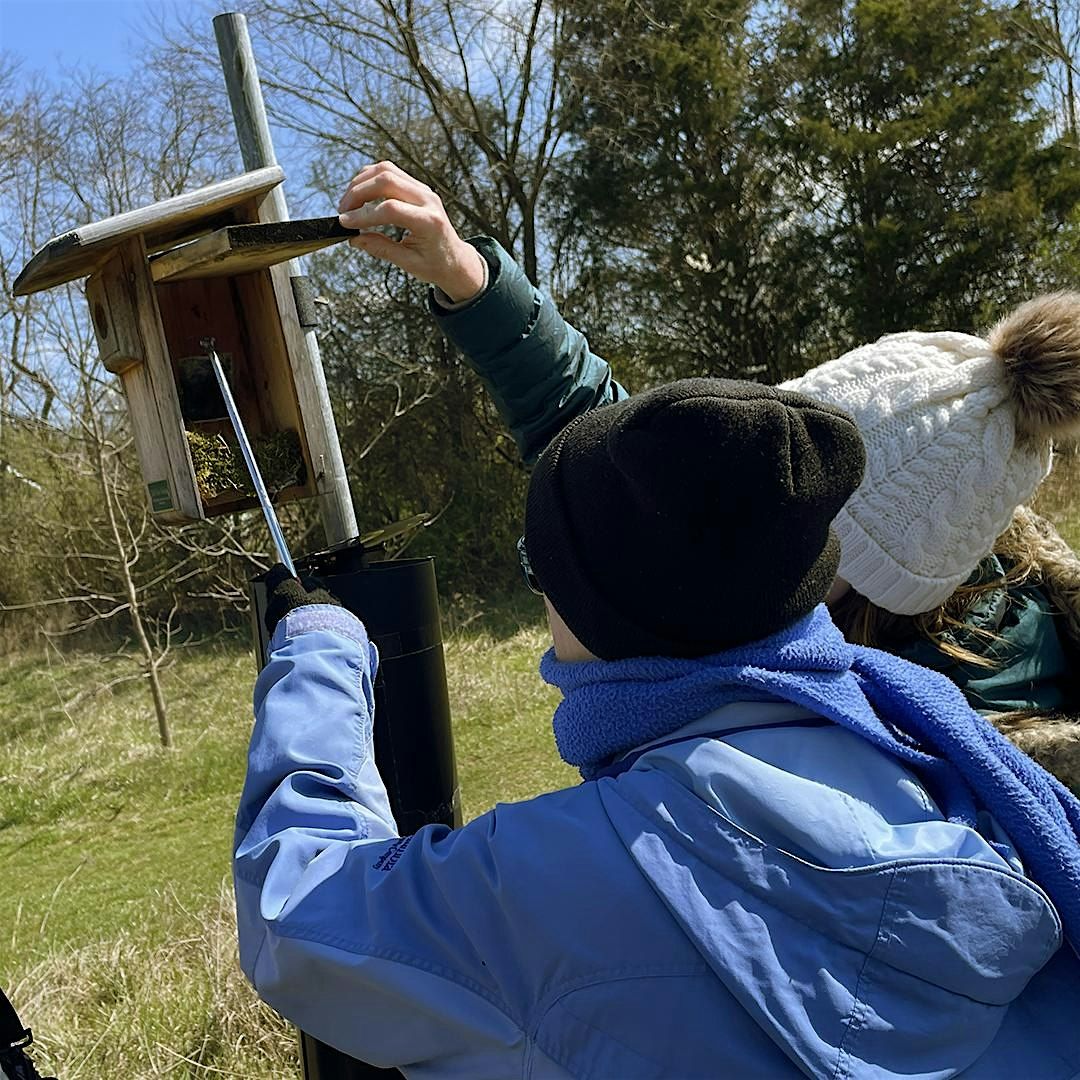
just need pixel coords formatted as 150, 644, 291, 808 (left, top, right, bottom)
1, 599, 571, 1078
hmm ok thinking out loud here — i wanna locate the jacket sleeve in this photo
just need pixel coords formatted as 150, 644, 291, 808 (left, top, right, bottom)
430, 236, 629, 464
234, 605, 527, 1071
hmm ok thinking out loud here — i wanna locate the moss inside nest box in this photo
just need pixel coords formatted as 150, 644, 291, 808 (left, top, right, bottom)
186, 428, 306, 502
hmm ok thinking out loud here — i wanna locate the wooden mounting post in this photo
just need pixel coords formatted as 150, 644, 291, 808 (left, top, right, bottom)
214, 11, 357, 548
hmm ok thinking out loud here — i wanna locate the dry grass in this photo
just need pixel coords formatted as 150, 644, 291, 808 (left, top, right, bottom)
12, 884, 296, 1078
1, 606, 566, 1078
1036, 445, 1080, 550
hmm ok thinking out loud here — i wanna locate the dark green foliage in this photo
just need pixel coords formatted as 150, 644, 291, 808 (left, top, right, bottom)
767, 0, 1078, 341
555, 0, 1080, 386
556, 0, 815, 383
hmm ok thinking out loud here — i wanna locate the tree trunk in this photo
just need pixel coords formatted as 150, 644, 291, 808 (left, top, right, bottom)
1051, 1, 1077, 141
94, 440, 173, 748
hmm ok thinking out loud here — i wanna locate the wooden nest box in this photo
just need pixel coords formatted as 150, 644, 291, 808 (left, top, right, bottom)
13, 166, 356, 523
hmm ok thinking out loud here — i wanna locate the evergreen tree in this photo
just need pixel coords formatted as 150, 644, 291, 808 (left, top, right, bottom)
557, 0, 1080, 379
767, 0, 1078, 343
555, 0, 822, 384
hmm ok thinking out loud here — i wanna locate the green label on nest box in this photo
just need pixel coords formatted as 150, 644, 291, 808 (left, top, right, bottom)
148, 480, 173, 512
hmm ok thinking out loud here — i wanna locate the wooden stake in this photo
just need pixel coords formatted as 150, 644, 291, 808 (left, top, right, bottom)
213, 11, 358, 548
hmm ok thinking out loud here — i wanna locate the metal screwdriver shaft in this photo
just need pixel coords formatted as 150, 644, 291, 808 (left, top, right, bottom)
201, 337, 297, 578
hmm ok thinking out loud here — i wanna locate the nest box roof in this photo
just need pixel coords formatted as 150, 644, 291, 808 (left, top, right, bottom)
12, 165, 285, 296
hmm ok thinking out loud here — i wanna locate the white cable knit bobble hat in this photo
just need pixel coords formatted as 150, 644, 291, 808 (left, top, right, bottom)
780, 293, 1080, 616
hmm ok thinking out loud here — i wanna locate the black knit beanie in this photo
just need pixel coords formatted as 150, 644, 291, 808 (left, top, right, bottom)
524, 378, 865, 659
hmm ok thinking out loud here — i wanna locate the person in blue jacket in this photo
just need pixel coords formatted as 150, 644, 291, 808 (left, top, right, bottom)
337, 162, 1080, 794
237, 233, 1080, 1075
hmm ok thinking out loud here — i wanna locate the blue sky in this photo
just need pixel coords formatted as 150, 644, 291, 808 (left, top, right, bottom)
1, 0, 195, 75
1, 0, 319, 205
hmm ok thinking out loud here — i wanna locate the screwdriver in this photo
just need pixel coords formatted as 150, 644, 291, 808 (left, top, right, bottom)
200, 336, 297, 578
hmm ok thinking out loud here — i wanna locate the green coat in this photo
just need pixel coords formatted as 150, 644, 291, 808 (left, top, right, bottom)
896, 557, 1074, 715
432, 237, 1075, 715
430, 237, 627, 465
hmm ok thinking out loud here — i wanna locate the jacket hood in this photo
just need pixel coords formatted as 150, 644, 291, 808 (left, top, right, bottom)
600, 729, 1063, 1079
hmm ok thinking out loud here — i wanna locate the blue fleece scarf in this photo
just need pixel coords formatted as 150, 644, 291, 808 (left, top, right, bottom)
540, 605, 1080, 954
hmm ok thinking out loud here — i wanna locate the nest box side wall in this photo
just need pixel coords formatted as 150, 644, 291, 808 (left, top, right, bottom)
85, 237, 202, 523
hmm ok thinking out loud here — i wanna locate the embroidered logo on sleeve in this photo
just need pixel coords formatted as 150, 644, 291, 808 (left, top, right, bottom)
373, 836, 414, 872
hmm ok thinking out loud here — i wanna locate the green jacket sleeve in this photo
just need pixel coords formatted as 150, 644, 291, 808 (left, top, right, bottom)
429, 237, 628, 465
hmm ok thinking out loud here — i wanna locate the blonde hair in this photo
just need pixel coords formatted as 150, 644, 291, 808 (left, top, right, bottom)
999, 506, 1080, 649
983, 508, 1080, 794
991, 710, 1080, 796
831, 506, 1080, 791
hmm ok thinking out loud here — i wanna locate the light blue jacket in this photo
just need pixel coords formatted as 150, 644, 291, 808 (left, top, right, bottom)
235, 605, 1080, 1078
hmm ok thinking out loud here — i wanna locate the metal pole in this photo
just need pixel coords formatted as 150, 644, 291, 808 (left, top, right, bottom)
213, 10, 357, 548
203, 338, 297, 577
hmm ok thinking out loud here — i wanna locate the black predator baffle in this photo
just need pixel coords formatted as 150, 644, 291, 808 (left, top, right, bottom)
252, 541, 461, 1078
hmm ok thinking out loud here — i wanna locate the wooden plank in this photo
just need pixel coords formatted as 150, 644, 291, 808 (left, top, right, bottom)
89, 252, 174, 515
124, 236, 204, 523
99, 239, 203, 523
232, 272, 315, 438
149, 217, 357, 283
12, 165, 285, 297
251, 192, 357, 542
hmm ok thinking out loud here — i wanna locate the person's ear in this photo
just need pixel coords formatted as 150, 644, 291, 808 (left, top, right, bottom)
544, 596, 597, 662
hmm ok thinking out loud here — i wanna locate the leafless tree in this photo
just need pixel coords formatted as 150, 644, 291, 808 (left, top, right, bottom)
256, 0, 574, 285
160, 0, 575, 284
0, 57, 260, 746
1016, 0, 1080, 144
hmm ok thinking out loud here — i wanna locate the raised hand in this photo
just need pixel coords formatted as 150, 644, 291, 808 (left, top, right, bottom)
338, 161, 486, 303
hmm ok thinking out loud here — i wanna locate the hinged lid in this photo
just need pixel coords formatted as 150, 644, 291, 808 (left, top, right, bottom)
148, 217, 356, 282
13, 165, 285, 296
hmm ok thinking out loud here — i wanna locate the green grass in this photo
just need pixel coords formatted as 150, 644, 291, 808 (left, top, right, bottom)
1, 602, 569, 1078
1, 648, 257, 967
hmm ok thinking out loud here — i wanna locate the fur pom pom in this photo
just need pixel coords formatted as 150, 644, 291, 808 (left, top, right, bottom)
990, 292, 1080, 444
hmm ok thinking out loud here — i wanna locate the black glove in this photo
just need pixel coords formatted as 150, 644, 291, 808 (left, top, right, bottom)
263, 563, 343, 636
